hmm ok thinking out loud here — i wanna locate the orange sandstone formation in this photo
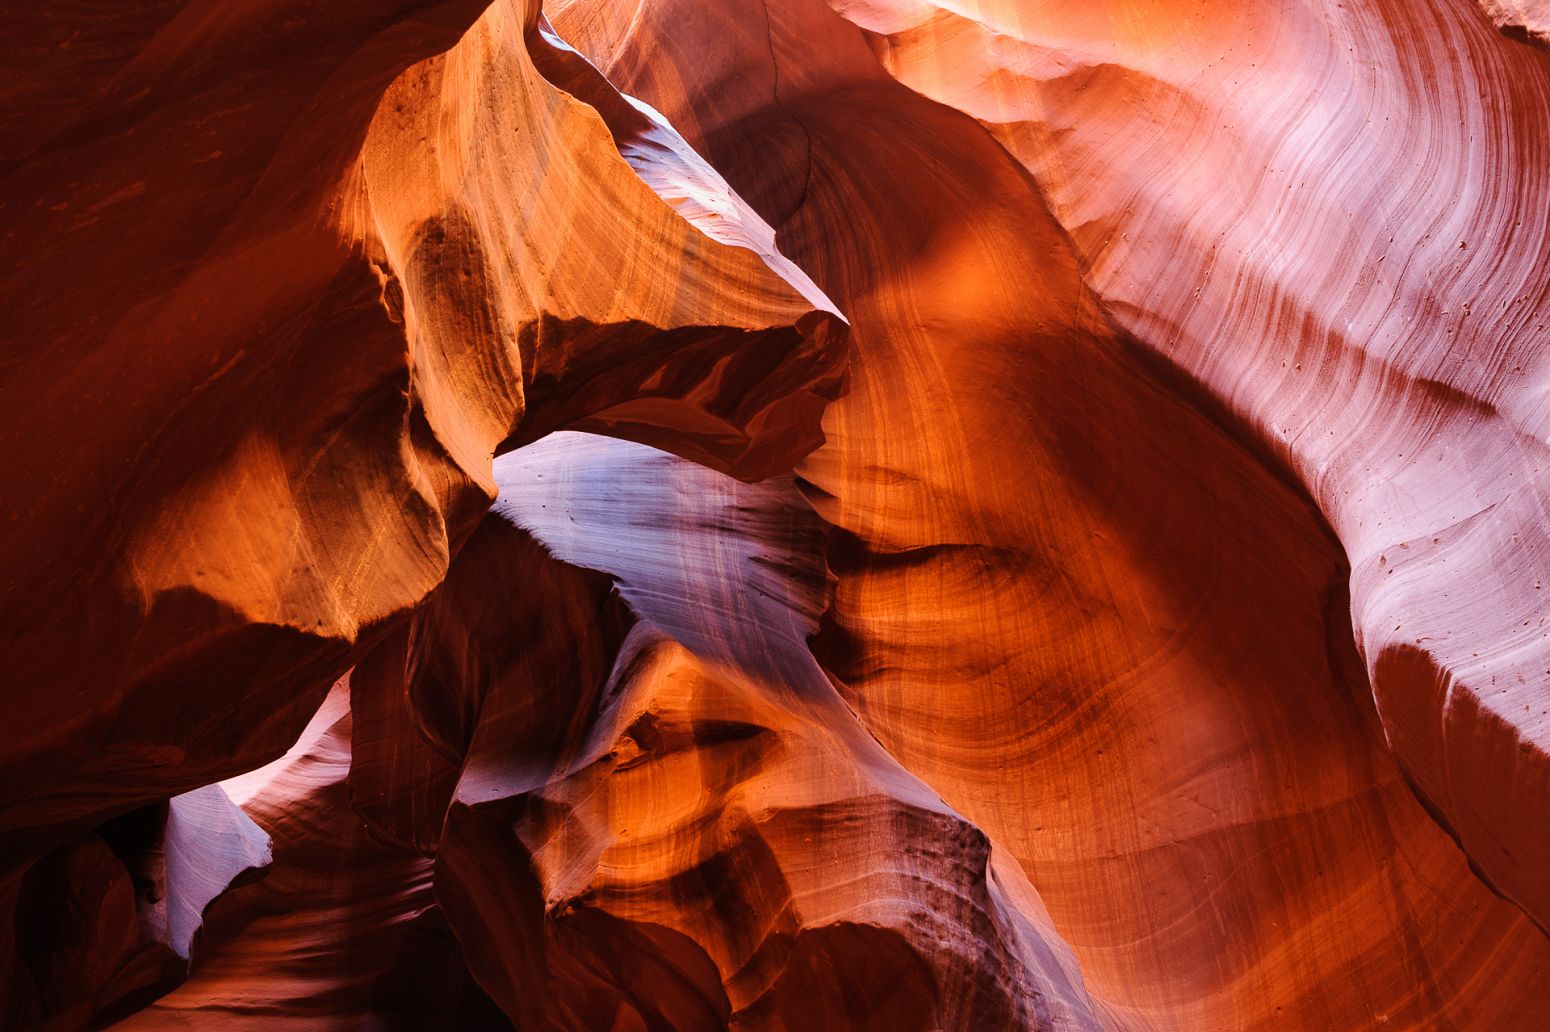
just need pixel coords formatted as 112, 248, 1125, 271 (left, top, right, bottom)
0, 0, 841, 869
545, 0, 1550, 1025
810, 0, 1550, 944
1, 0, 840, 1025
4, 0, 1550, 1028
116, 680, 511, 1030
472, 434, 1100, 1029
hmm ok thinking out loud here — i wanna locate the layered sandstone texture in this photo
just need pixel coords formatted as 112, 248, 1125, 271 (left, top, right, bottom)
3, 0, 1549, 1029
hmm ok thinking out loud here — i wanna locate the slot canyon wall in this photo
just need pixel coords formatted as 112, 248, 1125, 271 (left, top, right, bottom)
2, 0, 1548, 1028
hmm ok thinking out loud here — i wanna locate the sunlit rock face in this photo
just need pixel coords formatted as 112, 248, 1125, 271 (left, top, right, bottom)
0, 0, 840, 1022
4, 0, 1550, 1028
0, 0, 840, 873
1478, 0, 1550, 44
805, 0, 1550, 947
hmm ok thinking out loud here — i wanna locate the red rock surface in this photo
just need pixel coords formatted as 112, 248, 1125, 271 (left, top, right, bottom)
1478, 0, 1550, 44
0, 0, 841, 872
116, 679, 510, 1029
4, 0, 1550, 1028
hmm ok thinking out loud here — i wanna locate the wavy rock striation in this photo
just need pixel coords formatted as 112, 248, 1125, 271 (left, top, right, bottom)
809, 0, 1550, 945
549, 0, 1550, 1027
5, 0, 1550, 1028
2, 0, 841, 1024
149, 433, 1100, 1029
0, 0, 841, 872
471, 433, 1101, 1029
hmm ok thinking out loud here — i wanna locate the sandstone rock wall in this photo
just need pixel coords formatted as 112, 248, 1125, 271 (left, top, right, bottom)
4, 0, 1549, 1027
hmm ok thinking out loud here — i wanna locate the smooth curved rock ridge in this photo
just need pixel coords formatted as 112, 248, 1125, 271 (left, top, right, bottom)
1, 781, 270, 1029
807, 0, 1550, 939
360, 0, 847, 483
439, 431, 1100, 1029
0, 0, 842, 880
7, 0, 1550, 1028
547, 0, 1550, 1027
129, 785, 272, 965
115, 677, 511, 1030
2, 0, 845, 1023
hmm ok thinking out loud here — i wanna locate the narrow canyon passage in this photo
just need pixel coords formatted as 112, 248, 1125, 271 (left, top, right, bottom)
3, 0, 1550, 1029
546, 1, 1550, 1025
